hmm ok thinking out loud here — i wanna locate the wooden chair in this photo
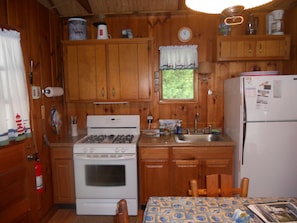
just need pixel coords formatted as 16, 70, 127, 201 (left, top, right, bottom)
188, 174, 249, 197
115, 199, 129, 223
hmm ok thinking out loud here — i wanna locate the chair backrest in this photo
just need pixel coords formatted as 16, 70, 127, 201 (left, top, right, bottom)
115, 199, 129, 223
188, 174, 249, 197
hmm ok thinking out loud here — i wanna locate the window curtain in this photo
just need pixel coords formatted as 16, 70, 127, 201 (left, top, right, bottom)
0, 29, 31, 146
159, 45, 198, 70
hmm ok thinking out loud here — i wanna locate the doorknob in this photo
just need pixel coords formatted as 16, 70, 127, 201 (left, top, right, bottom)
27, 153, 37, 161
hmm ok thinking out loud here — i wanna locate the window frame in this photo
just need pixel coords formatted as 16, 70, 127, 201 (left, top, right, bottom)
159, 69, 199, 104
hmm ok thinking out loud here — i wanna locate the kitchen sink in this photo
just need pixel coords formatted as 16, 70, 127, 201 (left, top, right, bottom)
174, 134, 227, 143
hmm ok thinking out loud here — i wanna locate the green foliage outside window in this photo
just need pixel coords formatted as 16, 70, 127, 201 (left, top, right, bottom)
162, 69, 194, 100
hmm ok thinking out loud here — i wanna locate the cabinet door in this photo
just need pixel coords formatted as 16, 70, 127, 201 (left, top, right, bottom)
51, 148, 75, 204
139, 147, 169, 206
107, 44, 121, 100
95, 44, 107, 100
63, 45, 79, 101
64, 44, 106, 101
118, 42, 151, 100
140, 160, 170, 205
202, 159, 233, 188
77, 45, 98, 100
172, 159, 200, 196
256, 39, 289, 59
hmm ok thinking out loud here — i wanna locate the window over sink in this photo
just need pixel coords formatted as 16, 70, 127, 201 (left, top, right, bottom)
160, 69, 198, 102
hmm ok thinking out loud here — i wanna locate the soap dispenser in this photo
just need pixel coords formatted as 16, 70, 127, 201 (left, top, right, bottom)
176, 120, 182, 135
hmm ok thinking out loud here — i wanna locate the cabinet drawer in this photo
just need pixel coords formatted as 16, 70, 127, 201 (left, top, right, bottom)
51, 147, 73, 159
139, 147, 168, 160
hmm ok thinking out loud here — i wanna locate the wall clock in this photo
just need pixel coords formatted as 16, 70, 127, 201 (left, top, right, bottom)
178, 27, 193, 42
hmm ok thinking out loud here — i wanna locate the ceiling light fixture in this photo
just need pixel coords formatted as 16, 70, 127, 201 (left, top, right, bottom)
185, 0, 273, 14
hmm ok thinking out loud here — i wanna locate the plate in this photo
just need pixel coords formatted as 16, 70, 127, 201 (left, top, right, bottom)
240, 71, 279, 76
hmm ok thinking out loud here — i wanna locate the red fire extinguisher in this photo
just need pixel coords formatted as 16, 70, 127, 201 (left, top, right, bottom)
35, 154, 44, 193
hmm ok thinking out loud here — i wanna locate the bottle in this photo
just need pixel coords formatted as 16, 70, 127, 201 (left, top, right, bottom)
247, 13, 257, 35
176, 120, 182, 135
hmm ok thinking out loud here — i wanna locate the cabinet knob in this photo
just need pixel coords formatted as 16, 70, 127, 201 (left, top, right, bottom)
101, 87, 105, 96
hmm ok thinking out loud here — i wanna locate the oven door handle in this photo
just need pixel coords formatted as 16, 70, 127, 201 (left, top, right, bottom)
74, 154, 136, 161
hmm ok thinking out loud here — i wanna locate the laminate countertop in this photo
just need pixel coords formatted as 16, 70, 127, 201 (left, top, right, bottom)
49, 133, 234, 148
49, 134, 86, 147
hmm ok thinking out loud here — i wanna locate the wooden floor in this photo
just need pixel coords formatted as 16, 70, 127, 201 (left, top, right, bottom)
46, 208, 143, 223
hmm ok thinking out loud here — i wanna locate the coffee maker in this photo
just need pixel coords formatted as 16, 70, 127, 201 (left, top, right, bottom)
266, 9, 284, 35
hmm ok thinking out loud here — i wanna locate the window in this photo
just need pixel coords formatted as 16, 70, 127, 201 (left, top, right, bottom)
159, 45, 198, 103
161, 69, 197, 101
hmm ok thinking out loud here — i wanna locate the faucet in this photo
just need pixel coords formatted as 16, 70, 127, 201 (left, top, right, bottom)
194, 113, 199, 134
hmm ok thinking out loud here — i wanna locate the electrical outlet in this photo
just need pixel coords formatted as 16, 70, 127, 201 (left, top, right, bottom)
32, 86, 41, 99
147, 115, 153, 123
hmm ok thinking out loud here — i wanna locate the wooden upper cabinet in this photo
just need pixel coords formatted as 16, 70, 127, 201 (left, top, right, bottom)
216, 35, 290, 61
63, 38, 153, 102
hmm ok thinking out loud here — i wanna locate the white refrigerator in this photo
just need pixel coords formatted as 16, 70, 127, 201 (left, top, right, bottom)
224, 74, 297, 197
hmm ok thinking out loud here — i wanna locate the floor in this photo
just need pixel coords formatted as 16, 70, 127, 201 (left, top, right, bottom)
46, 208, 143, 223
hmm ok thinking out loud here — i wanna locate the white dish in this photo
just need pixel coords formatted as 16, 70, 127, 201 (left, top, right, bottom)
240, 71, 279, 76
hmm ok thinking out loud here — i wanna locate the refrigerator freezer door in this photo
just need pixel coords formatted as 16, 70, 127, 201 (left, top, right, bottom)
241, 121, 297, 197
244, 75, 297, 122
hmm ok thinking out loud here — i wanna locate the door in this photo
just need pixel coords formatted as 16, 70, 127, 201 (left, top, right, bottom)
244, 75, 297, 121
0, 139, 37, 222
74, 154, 137, 199
241, 122, 297, 197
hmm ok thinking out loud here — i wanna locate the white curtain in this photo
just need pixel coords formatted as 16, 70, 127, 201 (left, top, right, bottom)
0, 29, 31, 146
159, 45, 198, 70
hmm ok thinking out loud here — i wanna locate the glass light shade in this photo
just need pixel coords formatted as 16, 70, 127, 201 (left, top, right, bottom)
185, 0, 273, 14
198, 61, 214, 74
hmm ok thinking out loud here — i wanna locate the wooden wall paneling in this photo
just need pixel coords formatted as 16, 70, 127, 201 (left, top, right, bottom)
285, 8, 297, 73
0, 0, 8, 23
60, 7, 297, 133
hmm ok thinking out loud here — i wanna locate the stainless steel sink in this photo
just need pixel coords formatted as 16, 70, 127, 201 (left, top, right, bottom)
174, 134, 226, 143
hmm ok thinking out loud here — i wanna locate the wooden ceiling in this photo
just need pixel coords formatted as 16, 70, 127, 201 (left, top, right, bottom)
38, 0, 297, 18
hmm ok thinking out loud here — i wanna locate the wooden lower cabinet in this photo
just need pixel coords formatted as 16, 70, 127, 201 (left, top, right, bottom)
50, 147, 75, 204
138, 147, 170, 206
138, 146, 234, 206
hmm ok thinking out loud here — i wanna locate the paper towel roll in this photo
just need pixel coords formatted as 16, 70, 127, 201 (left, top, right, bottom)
42, 87, 64, 97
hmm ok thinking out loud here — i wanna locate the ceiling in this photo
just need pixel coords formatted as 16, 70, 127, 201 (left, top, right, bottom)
38, 0, 297, 18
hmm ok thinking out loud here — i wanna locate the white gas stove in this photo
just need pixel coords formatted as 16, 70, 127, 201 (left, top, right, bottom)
73, 115, 140, 216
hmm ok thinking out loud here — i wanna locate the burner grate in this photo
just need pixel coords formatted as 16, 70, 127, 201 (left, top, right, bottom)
81, 134, 134, 144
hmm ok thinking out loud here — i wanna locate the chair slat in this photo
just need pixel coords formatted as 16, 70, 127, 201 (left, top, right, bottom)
206, 174, 219, 197
221, 174, 233, 197
188, 174, 249, 198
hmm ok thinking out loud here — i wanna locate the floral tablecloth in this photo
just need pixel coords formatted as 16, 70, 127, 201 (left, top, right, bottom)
142, 196, 297, 223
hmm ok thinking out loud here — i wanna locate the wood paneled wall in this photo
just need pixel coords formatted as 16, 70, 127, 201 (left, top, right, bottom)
0, 0, 63, 221
62, 8, 297, 133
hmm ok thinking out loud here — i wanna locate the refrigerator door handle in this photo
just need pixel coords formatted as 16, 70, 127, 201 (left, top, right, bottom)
242, 78, 247, 165
242, 122, 246, 165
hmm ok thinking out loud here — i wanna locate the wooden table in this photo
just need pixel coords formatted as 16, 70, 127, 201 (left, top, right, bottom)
142, 196, 297, 223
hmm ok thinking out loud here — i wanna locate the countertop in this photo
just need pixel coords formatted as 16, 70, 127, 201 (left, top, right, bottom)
138, 134, 234, 147
49, 134, 86, 147
49, 133, 234, 148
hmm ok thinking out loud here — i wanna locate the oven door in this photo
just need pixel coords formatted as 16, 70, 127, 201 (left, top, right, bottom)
73, 153, 137, 199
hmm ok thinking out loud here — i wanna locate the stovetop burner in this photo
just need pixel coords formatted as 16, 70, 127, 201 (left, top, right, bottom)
81, 134, 135, 144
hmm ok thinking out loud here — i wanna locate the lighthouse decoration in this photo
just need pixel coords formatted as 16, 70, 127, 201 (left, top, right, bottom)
16, 113, 25, 136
